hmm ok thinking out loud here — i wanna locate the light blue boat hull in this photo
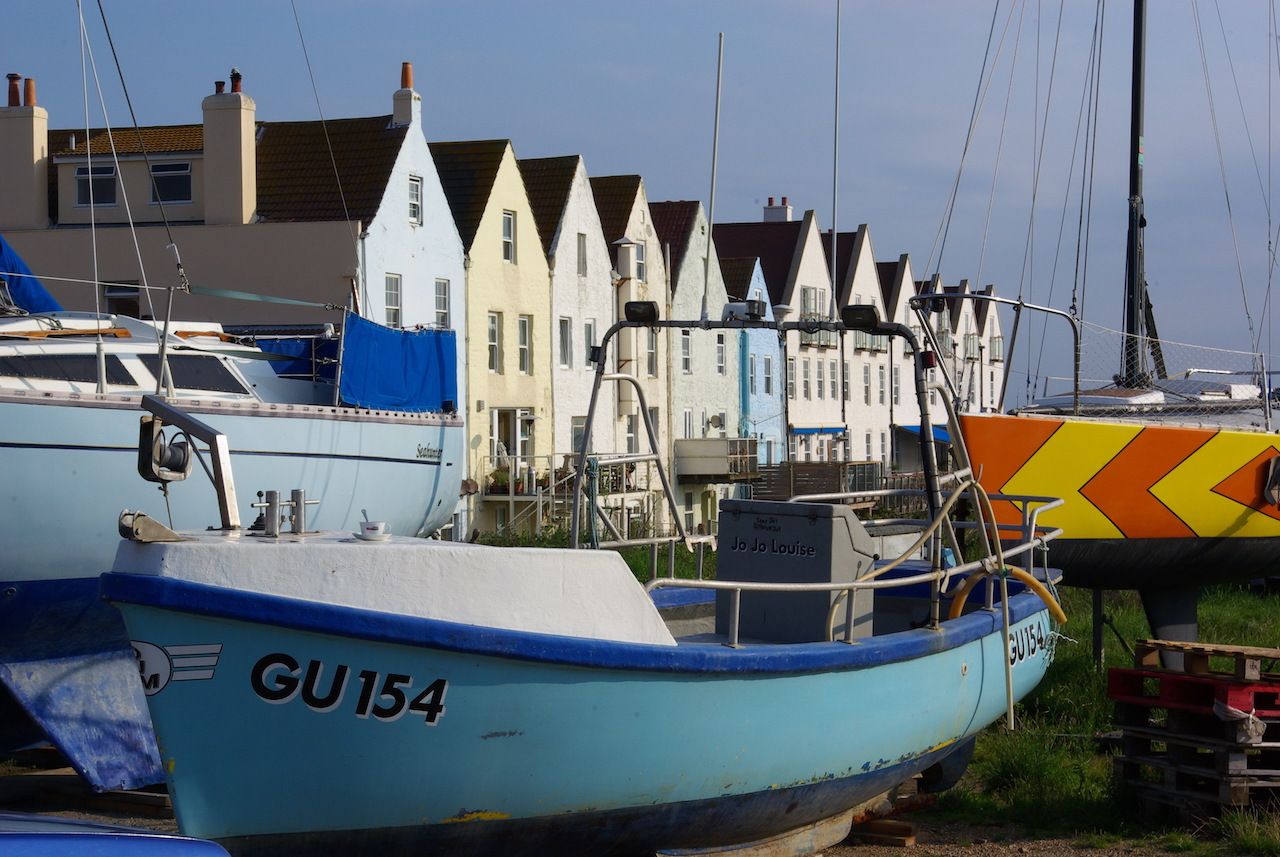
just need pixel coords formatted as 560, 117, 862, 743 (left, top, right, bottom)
0, 395, 463, 790
103, 572, 1054, 855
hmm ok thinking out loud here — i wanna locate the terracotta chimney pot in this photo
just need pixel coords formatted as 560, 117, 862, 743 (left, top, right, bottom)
214, 80, 226, 94
23, 77, 35, 107
401, 61, 413, 90
6, 74, 19, 107
230, 68, 242, 93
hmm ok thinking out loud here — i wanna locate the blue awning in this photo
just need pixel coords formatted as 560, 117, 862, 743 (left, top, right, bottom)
897, 424, 951, 443
791, 426, 846, 435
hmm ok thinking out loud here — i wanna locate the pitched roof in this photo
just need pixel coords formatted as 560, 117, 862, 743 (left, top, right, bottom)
257, 116, 406, 223
649, 200, 699, 292
52, 124, 204, 157
711, 220, 803, 306
428, 139, 511, 251
590, 175, 641, 244
517, 155, 580, 256
973, 284, 995, 330
49, 115, 409, 225
875, 261, 899, 305
943, 281, 969, 329
819, 229, 859, 299
720, 256, 761, 301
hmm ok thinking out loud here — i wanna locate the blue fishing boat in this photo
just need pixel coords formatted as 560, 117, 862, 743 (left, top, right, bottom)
0, 240, 463, 791
101, 305, 1065, 855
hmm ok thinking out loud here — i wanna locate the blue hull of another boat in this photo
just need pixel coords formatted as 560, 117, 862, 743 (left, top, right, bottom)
0, 395, 463, 790
103, 573, 1054, 855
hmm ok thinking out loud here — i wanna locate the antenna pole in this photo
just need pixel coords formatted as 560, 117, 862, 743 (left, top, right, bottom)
701, 33, 724, 323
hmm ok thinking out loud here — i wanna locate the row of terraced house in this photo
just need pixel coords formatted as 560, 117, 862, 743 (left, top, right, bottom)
0, 63, 1005, 538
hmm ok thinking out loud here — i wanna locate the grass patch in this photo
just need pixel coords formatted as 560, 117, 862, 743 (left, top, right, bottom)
1212, 809, 1280, 856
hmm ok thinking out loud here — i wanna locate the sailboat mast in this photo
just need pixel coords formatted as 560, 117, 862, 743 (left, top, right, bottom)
1122, 0, 1147, 386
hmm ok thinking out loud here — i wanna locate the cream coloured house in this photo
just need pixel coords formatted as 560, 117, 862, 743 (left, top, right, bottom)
430, 139, 553, 533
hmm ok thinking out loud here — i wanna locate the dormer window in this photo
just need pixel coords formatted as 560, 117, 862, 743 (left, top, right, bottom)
150, 162, 191, 203
408, 175, 423, 224
75, 165, 116, 206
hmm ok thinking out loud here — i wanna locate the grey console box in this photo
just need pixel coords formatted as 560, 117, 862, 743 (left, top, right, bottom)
715, 499, 878, 643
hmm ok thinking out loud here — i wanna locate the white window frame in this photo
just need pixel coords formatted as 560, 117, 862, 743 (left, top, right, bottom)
748, 354, 757, 395
763, 355, 773, 395
647, 328, 659, 377
878, 365, 886, 405
502, 210, 516, 262
384, 273, 402, 327
681, 330, 692, 373
434, 279, 450, 328
635, 242, 647, 282
518, 315, 532, 374
487, 312, 503, 373
786, 357, 796, 399
150, 162, 191, 204
802, 359, 811, 400
583, 319, 597, 369
558, 317, 573, 369
816, 360, 825, 400
683, 408, 694, 439
842, 361, 850, 400
863, 364, 871, 405
716, 333, 726, 375
408, 175, 423, 224
577, 232, 588, 277
75, 165, 117, 207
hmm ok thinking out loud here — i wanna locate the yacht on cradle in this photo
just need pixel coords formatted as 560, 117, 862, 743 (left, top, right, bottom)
921, 0, 1279, 649
101, 303, 1066, 856
0, 243, 463, 792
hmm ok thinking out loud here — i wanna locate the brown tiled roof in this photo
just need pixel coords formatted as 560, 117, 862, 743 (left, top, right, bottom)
943, 281, 969, 329
429, 140, 511, 251
711, 220, 802, 306
720, 256, 760, 301
649, 200, 699, 292
52, 124, 203, 157
517, 155, 579, 256
257, 116, 405, 223
590, 175, 641, 244
49, 115, 408, 225
974, 284, 995, 330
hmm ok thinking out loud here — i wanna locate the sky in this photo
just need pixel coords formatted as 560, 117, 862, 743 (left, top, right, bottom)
7, 1, 1280, 400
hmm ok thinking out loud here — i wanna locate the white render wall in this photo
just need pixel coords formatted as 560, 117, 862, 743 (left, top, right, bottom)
549, 158, 618, 459
841, 228, 892, 466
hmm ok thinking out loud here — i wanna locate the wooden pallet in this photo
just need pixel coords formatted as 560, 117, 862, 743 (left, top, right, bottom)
1135, 639, 1280, 681
848, 819, 916, 848
1109, 668, 1280, 718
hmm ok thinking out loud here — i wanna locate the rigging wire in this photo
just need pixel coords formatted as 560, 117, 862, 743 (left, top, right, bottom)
1075, 0, 1107, 328
75, 1, 104, 395
290, 0, 360, 312
924, 0, 1014, 279
1191, 0, 1257, 351
1031, 0, 1104, 385
1210, 1, 1270, 218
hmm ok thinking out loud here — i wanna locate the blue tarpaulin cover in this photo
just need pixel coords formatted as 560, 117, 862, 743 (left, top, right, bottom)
257, 337, 340, 382
898, 424, 951, 443
338, 312, 457, 413
0, 233, 61, 313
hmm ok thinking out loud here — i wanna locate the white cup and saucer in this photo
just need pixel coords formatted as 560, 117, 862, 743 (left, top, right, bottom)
353, 519, 390, 542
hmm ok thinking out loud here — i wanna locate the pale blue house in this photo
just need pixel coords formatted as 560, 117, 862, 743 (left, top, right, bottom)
721, 256, 784, 466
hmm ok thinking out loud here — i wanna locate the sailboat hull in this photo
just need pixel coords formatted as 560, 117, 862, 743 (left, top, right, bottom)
960, 412, 1280, 589
0, 391, 464, 790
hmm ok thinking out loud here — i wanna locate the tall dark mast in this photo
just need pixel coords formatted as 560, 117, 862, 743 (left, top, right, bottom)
1122, 0, 1147, 386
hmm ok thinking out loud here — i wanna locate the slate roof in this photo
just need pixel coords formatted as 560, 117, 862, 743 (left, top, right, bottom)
590, 175, 641, 244
711, 220, 802, 306
518, 155, 579, 257
428, 140, 511, 252
649, 200, 699, 292
720, 256, 761, 301
819, 229, 859, 300
257, 116, 406, 223
974, 284, 995, 331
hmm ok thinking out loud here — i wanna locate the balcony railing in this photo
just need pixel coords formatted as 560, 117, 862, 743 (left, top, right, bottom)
798, 314, 839, 348
673, 437, 759, 483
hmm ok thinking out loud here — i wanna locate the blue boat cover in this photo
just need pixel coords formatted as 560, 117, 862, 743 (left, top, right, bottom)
898, 424, 951, 443
338, 312, 457, 413
256, 337, 340, 382
0, 234, 61, 313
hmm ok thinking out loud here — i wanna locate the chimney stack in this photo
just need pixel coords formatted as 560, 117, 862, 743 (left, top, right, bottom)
763, 195, 793, 223
0, 71, 49, 229
202, 66, 257, 225
392, 60, 421, 128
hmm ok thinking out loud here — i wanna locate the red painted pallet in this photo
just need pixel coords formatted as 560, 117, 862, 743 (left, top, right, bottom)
1108, 668, 1280, 718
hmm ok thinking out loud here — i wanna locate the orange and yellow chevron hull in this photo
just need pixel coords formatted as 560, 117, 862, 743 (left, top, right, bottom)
958, 413, 1280, 541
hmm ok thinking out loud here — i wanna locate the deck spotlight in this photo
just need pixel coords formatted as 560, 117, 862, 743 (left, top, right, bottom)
624, 301, 660, 324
